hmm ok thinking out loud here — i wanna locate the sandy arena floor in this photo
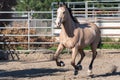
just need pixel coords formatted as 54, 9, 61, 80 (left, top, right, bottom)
0, 49, 120, 80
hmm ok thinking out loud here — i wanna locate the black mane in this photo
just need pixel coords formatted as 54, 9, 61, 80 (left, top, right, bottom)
66, 7, 79, 23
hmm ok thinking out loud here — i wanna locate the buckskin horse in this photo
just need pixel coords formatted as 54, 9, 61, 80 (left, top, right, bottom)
53, 2, 101, 76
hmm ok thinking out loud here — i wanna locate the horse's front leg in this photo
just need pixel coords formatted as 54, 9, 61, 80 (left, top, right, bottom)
53, 43, 65, 67
71, 46, 79, 75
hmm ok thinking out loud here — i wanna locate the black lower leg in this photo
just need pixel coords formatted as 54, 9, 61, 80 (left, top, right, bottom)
54, 56, 65, 67
76, 50, 85, 70
89, 52, 97, 70
57, 61, 65, 66
71, 61, 78, 75
89, 60, 93, 70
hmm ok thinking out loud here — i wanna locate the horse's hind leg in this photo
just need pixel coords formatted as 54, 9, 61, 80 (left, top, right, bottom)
53, 43, 65, 67
76, 49, 85, 70
88, 45, 97, 76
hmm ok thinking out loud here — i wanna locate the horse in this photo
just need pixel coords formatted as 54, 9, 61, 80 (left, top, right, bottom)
53, 2, 101, 76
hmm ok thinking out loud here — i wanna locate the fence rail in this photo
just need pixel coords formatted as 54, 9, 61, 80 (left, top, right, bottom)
52, 1, 120, 38
0, 1, 120, 52
52, 1, 120, 50
52, 1, 120, 22
0, 11, 54, 52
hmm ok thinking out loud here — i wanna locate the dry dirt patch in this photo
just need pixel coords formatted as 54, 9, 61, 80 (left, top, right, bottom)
0, 49, 120, 80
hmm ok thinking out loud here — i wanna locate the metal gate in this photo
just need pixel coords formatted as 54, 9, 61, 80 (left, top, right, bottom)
0, 11, 54, 52
0, 1, 120, 52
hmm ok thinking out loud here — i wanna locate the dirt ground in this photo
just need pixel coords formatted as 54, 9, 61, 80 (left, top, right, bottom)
0, 49, 120, 80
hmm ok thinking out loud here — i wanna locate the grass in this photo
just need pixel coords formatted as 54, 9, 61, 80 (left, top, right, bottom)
49, 47, 69, 54
102, 43, 120, 49
15, 37, 120, 52
49, 43, 120, 53
16, 46, 24, 50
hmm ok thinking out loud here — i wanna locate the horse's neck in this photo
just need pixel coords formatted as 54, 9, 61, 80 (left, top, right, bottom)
62, 17, 75, 37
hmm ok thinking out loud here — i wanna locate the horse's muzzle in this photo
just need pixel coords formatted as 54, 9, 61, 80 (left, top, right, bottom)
54, 22, 61, 28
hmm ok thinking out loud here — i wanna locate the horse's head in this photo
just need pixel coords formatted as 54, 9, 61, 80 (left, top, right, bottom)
55, 2, 68, 28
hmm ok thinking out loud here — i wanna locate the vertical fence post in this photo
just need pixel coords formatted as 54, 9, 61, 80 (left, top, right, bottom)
27, 12, 30, 51
92, 2, 96, 23
51, 3, 54, 42
85, 1, 88, 20
67, 2, 70, 8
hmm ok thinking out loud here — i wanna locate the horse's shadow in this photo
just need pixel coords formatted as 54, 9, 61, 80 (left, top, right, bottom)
0, 68, 68, 78
93, 71, 120, 78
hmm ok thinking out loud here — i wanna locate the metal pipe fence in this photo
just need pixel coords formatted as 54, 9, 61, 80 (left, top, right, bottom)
52, 1, 120, 22
52, 1, 120, 36
0, 1, 120, 52
52, 1, 120, 49
0, 11, 54, 52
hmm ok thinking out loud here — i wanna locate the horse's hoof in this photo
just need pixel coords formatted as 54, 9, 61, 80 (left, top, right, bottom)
74, 70, 78, 75
60, 61, 65, 67
76, 64, 82, 70
57, 61, 65, 67
75, 64, 82, 70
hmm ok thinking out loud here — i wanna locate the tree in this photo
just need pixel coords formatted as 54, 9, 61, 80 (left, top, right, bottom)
16, 0, 51, 11
0, 0, 17, 49
15, 0, 92, 11
0, 0, 17, 27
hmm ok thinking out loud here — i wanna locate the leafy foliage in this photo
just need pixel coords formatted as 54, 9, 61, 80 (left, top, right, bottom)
0, 0, 17, 49
0, 0, 17, 27
15, 0, 95, 11
16, 0, 51, 11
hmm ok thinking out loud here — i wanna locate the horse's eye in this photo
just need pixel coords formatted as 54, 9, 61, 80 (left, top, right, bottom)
63, 12, 65, 14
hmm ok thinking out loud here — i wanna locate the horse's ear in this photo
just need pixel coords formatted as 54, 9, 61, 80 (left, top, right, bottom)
58, 2, 63, 7
63, 2, 66, 5
57, 2, 59, 6
63, 2, 67, 8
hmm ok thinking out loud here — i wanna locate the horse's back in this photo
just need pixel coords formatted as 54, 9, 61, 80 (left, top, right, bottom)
79, 22, 100, 35
78, 22, 100, 48
79, 22, 98, 29
88, 23, 100, 33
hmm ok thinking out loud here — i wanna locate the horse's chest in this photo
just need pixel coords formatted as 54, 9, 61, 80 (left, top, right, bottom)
60, 36, 75, 48
59, 29, 79, 48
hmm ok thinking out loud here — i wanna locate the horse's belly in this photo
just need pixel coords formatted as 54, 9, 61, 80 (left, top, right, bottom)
78, 35, 95, 48
78, 41, 91, 49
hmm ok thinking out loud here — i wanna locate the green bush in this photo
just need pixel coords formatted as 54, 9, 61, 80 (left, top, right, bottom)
102, 37, 113, 42
16, 46, 24, 50
49, 47, 70, 54
102, 43, 120, 49
49, 43, 120, 53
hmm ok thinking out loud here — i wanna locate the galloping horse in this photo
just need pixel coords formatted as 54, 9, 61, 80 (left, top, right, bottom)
53, 2, 101, 76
